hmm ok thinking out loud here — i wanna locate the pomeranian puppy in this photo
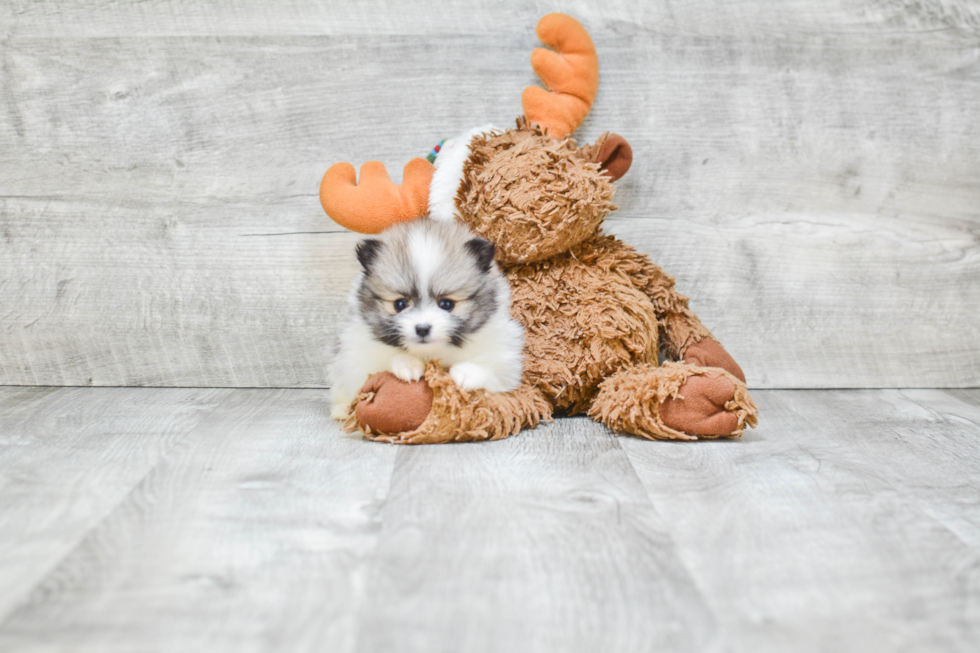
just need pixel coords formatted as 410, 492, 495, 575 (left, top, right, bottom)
329, 218, 524, 420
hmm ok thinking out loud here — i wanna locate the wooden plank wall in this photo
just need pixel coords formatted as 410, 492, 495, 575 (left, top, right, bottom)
1, 1, 978, 388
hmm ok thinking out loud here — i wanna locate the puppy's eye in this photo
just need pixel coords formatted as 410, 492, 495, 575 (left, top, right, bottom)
438, 299, 455, 312
393, 299, 408, 312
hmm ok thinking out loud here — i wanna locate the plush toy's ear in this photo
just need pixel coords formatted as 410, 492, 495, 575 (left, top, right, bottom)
522, 13, 599, 140
320, 158, 435, 234
596, 134, 632, 182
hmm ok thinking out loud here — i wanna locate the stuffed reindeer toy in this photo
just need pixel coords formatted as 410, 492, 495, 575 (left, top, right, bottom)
320, 13, 758, 443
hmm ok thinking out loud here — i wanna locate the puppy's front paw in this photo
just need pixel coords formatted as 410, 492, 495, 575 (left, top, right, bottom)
390, 354, 425, 382
449, 362, 494, 391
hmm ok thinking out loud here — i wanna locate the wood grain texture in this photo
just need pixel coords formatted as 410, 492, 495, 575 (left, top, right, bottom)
1, 387, 979, 651
945, 388, 980, 409
620, 389, 980, 653
0, 386, 230, 622
610, 212, 980, 388
0, 196, 360, 386
1, 1, 978, 387
3, 0, 978, 37
356, 420, 718, 653
0, 388, 398, 653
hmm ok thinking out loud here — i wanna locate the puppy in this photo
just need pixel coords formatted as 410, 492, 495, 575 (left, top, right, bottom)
329, 218, 524, 420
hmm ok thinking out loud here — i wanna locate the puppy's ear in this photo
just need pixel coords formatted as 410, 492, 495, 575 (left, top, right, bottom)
465, 237, 496, 273
355, 239, 383, 272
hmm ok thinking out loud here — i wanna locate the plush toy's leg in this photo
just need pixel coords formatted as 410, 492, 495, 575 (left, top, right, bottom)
683, 337, 746, 382
588, 362, 758, 441
346, 362, 552, 444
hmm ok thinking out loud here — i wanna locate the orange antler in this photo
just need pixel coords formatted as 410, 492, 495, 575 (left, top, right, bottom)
521, 13, 599, 140
319, 158, 434, 234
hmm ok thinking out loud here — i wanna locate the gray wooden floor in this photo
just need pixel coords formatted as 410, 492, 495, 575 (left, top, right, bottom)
1, 387, 978, 652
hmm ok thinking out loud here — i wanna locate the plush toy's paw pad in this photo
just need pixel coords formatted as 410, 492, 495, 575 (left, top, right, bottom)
390, 354, 425, 383
684, 339, 746, 383
355, 372, 434, 435
660, 374, 739, 437
449, 362, 494, 391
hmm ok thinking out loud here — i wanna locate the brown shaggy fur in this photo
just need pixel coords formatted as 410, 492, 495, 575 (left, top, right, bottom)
507, 235, 716, 413
351, 120, 758, 443
456, 117, 616, 265
347, 362, 552, 444
589, 362, 758, 440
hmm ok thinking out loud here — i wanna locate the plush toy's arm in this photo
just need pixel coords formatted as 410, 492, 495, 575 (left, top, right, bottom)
630, 256, 713, 360
347, 363, 552, 444
600, 237, 746, 382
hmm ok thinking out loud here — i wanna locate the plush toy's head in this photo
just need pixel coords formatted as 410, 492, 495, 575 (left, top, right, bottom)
454, 121, 614, 265
319, 13, 632, 258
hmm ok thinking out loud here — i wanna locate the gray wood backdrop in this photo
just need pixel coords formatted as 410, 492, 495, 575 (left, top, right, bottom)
1, 0, 978, 389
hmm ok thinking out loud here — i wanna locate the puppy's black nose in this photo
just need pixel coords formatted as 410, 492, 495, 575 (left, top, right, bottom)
415, 324, 431, 338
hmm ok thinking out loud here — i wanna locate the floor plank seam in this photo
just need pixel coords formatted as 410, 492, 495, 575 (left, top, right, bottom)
0, 388, 236, 627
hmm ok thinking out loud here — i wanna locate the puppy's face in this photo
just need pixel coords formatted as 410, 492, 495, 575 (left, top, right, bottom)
355, 220, 499, 356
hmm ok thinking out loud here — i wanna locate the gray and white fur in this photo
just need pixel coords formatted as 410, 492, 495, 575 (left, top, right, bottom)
329, 218, 524, 420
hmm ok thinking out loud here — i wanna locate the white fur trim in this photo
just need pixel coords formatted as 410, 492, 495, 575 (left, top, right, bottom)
428, 124, 498, 221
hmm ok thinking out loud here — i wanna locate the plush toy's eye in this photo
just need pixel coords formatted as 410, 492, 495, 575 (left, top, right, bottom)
393, 299, 408, 312
438, 299, 455, 312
